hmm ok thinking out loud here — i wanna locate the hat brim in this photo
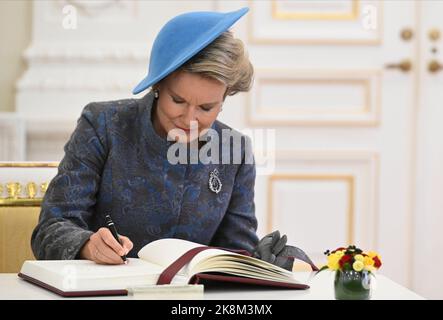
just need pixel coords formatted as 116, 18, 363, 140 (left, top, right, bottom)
132, 7, 249, 95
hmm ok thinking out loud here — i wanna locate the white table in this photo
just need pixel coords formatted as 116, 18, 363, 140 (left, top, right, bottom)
0, 272, 424, 300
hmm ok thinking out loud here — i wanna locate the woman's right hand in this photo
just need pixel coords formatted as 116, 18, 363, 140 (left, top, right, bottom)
79, 227, 133, 264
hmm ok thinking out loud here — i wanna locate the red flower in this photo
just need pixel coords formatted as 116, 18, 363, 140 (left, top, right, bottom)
373, 256, 382, 268
332, 247, 346, 254
339, 254, 352, 268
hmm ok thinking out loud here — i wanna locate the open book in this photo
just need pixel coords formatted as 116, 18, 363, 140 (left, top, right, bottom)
19, 238, 313, 297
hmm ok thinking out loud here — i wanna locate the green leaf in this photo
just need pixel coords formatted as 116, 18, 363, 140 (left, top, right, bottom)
315, 265, 330, 275
343, 263, 352, 271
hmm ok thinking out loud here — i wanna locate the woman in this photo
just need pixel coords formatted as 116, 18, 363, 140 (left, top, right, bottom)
31, 8, 261, 265
31, 7, 317, 272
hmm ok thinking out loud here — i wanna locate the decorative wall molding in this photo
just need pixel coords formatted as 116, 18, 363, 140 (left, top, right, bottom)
271, 0, 360, 21
260, 151, 379, 263
23, 44, 150, 64
268, 173, 356, 243
16, 74, 139, 91
248, 0, 383, 45
248, 69, 382, 126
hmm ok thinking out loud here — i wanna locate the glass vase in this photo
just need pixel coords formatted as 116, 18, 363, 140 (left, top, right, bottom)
334, 269, 372, 300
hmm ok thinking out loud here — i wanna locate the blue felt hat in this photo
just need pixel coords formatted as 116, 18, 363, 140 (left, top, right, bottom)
132, 7, 249, 95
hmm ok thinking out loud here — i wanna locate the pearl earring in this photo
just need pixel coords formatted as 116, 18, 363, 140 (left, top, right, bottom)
154, 90, 159, 99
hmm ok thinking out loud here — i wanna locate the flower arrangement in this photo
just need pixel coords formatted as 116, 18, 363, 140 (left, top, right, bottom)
319, 245, 382, 273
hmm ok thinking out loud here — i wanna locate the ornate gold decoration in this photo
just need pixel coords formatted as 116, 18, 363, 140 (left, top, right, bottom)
0, 184, 3, 197
6, 182, 22, 199
26, 182, 38, 199
0, 198, 42, 207
385, 59, 412, 73
429, 29, 441, 42
0, 162, 58, 168
400, 28, 414, 41
41, 182, 49, 195
429, 60, 443, 73
0, 181, 50, 205
0, 163, 58, 206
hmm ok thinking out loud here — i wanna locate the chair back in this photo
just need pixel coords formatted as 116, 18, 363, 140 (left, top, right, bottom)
0, 162, 58, 273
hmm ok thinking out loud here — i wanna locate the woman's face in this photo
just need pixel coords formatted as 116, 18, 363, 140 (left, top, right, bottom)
153, 71, 226, 143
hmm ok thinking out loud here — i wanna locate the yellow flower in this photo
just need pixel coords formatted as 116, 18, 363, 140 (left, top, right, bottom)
353, 260, 364, 272
364, 265, 376, 272
363, 256, 374, 267
367, 251, 380, 259
354, 254, 364, 262
335, 250, 345, 258
327, 253, 340, 270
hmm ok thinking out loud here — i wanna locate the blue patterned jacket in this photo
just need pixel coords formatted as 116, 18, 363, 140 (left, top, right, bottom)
31, 92, 259, 260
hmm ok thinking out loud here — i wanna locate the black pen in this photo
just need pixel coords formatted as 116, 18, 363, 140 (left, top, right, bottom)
104, 214, 127, 264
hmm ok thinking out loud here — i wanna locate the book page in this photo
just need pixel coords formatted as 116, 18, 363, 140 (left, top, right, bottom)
215, 255, 296, 276
19, 259, 173, 292
137, 238, 243, 276
194, 255, 301, 283
137, 238, 300, 284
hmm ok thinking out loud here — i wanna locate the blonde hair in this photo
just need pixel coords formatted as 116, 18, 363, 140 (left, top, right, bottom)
179, 31, 254, 97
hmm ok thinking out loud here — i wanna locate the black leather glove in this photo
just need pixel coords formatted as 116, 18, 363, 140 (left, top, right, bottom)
252, 230, 286, 264
252, 230, 317, 271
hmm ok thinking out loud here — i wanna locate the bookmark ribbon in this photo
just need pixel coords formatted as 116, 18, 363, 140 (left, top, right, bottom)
156, 246, 251, 285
